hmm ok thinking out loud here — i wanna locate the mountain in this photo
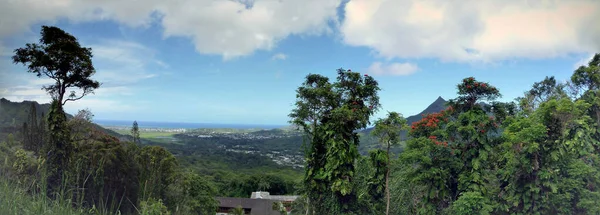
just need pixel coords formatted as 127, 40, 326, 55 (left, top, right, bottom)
362, 96, 448, 134
0, 98, 124, 141
356, 96, 449, 155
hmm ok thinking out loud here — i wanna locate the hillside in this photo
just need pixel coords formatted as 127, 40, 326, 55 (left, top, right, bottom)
0, 98, 125, 141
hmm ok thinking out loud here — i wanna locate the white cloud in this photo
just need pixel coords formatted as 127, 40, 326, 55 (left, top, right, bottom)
89, 39, 162, 85
64, 98, 137, 114
573, 53, 595, 69
271, 53, 287, 61
367, 62, 419, 76
341, 0, 600, 62
0, 39, 159, 113
0, 85, 50, 104
0, 0, 341, 60
1, 0, 597, 64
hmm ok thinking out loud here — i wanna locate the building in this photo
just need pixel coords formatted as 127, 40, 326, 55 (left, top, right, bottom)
216, 191, 299, 215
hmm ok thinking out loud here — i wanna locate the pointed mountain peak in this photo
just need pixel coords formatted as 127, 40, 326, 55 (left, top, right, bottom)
434, 96, 445, 103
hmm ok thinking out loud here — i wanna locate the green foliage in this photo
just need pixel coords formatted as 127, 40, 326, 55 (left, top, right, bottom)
22, 103, 46, 154
3, 26, 222, 215
165, 172, 218, 215
367, 150, 387, 213
229, 205, 245, 215
140, 198, 170, 215
289, 68, 381, 214
137, 146, 178, 202
451, 191, 493, 215
44, 99, 72, 198
0, 178, 85, 215
372, 112, 407, 150
571, 54, 600, 91
71, 140, 141, 214
372, 111, 407, 215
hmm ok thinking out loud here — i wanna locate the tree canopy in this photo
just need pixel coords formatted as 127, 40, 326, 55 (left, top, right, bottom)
12, 25, 100, 106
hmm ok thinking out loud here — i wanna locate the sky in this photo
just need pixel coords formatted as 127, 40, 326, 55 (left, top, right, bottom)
0, 0, 599, 125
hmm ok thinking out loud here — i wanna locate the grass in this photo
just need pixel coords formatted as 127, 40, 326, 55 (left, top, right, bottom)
0, 178, 84, 215
111, 130, 177, 138
110, 130, 182, 144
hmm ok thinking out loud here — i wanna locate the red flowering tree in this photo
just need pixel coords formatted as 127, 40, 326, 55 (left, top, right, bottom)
401, 77, 506, 214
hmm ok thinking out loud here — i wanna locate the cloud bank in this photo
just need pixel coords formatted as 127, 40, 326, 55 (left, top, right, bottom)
0, 0, 598, 62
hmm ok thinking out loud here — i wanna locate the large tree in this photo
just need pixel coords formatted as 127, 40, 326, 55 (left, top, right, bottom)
12, 25, 100, 107
289, 68, 380, 214
12, 25, 100, 198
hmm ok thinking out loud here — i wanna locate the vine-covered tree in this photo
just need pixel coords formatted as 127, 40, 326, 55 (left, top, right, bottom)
289, 68, 380, 214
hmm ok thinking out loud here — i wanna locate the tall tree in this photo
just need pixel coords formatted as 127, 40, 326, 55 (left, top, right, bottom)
289, 68, 380, 214
132, 120, 141, 144
12, 26, 100, 197
12, 25, 100, 108
372, 111, 407, 215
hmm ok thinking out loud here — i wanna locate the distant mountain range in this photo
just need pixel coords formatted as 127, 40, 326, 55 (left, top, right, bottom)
1, 96, 451, 143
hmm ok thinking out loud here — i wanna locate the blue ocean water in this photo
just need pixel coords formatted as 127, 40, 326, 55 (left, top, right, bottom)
94, 119, 286, 130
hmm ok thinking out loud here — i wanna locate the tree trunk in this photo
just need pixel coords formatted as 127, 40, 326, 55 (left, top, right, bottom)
386, 142, 391, 215
306, 197, 310, 215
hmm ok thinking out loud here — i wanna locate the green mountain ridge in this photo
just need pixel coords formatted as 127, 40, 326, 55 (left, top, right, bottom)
0, 98, 124, 141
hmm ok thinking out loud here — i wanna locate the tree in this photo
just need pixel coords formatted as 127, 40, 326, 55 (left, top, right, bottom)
289, 68, 380, 214
571, 53, 600, 126
132, 120, 141, 144
572, 54, 600, 92
166, 172, 219, 215
372, 111, 407, 215
12, 25, 100, 107
137, 146, 178, 202
45, 100, 71, 198
12, 26, 100, 198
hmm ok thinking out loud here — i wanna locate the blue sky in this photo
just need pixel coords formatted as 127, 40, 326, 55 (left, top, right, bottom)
0, 0, 598, 125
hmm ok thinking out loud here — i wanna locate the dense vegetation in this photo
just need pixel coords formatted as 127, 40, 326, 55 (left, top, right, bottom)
1, 25, 599, 215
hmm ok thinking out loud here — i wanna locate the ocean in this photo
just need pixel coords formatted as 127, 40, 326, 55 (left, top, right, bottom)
94, 119, 287, 130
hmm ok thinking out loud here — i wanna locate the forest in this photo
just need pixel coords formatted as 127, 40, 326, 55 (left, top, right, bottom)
1, 25, 599, 215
